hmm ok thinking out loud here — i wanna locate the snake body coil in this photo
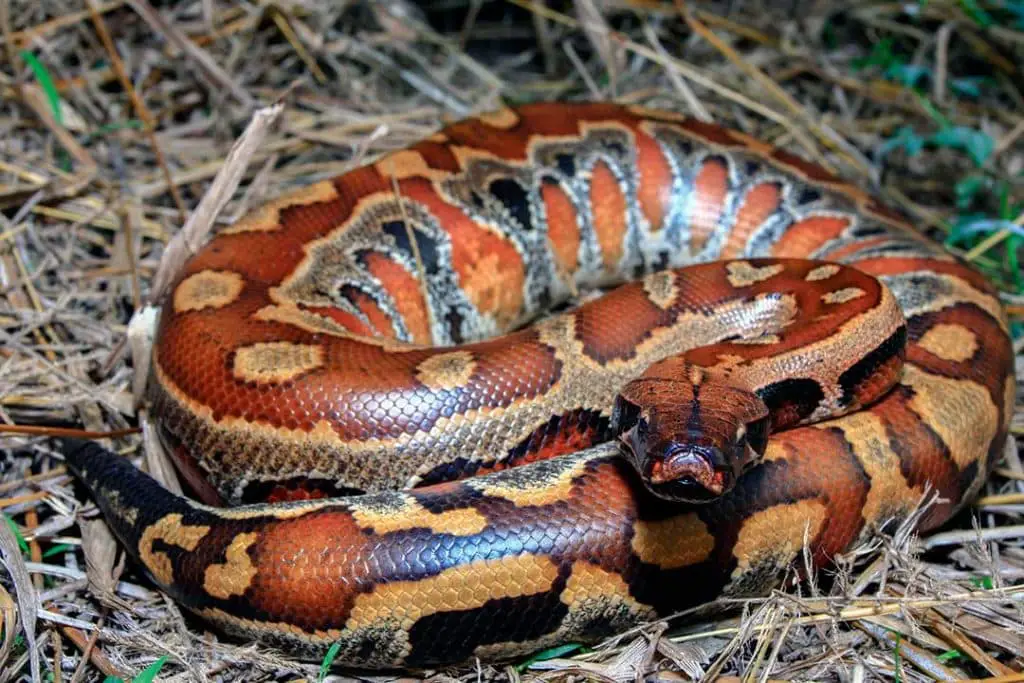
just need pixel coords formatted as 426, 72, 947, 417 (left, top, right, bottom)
65, 103, 1015, 669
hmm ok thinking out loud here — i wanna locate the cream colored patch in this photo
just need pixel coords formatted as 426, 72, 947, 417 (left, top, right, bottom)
725, 261, 785, 288
204, 532, 259, 600
826, 411, 919, 528
806, 264, 841, 281
426, 132, 448, 143
822, 287, 866, 304
632, 513, 716, 569
731, 334, 781, 345
917, 324, 978, 362
901, 363, 998, 470
232, 342, 325, 384
138, 513, 210, 586
469, 456, 590, 508
477, 106, 520, 129
350, 496, 487, 536
222, 181, 339, 235
642, 271, 678, 310
344, 554, 559, 631
731, 500, 827, 576
173, 270, 245, 313
415, 350, 477, 390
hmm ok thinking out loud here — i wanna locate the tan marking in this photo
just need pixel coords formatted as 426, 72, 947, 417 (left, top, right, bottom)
476, 106, 520, 129
469, 455, 590, 508
344, 554, 559, 631
917, 323, 978, 362
822, 287, 866, 304
730, 500, 827, 578
806, 264, 841, 281
632, 513, 715, 569
725, 261, 785, 288
138, 514, 210, 586
901, 363, 998, 470
627, 105, 689, 123
173, 270, 245, 313
203, 532, 259, 600
349, 496, 487, 536
426, 132, 448, 143
198, 606, 342, 642
642, 271, 678, 310
222, 181, 338, 235
415, 350, 477, 390
826, 411, 920, 528
375, 149, 452, 181
232, 342, 325, 384
561, 561, 634, 606
253, 300, 420, 351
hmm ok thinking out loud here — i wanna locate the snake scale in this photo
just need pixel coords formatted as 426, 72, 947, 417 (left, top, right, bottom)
63, 102, 1015, 669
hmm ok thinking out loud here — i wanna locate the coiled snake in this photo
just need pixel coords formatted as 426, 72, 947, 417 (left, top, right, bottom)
63, 102, 1015, 669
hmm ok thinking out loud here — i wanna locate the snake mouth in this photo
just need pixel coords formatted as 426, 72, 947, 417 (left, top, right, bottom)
646, 444, 734, 502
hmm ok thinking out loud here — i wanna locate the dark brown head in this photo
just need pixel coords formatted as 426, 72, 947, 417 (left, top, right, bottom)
611, 358, 770, 503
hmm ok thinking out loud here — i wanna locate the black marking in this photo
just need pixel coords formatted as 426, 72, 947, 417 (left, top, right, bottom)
743, 160, 763, 177
507, 409, 611, 464
404, 573, 571, 666
488, 178, 534, 232
415, 457, 484, 487
837, 326, 906, 407
444, 307, 465, 344
381, 220, 441, 274
604, 140, 628, 158
757, 378, 826, 427
555, 153, 576, 177
796, 187, 823, 205
849, 225, 887, 238
673, 138, 693, 157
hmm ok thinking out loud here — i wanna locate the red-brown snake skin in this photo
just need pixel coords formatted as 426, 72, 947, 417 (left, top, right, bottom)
64, 102, 1015, 670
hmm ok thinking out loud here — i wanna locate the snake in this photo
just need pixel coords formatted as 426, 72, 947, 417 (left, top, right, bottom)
62, 102, 1015, 670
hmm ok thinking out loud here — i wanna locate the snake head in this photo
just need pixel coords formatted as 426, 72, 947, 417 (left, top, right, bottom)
611, 358, 769, 503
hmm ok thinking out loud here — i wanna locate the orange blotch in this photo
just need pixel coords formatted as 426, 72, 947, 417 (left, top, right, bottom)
590, 161, 628, 271
541, 180, 581, 276
361, 252, 432, 344
346, 288, 398, 339
690, 158, 729, 251
249, 511, 369, 631
722, 182, 782, 257
635, 133, 672, 232
771, 216, 851, 257
401, 179, 526, 328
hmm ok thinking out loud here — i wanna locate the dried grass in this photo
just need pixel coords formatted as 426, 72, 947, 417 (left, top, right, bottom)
0, 0, 1022, 681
